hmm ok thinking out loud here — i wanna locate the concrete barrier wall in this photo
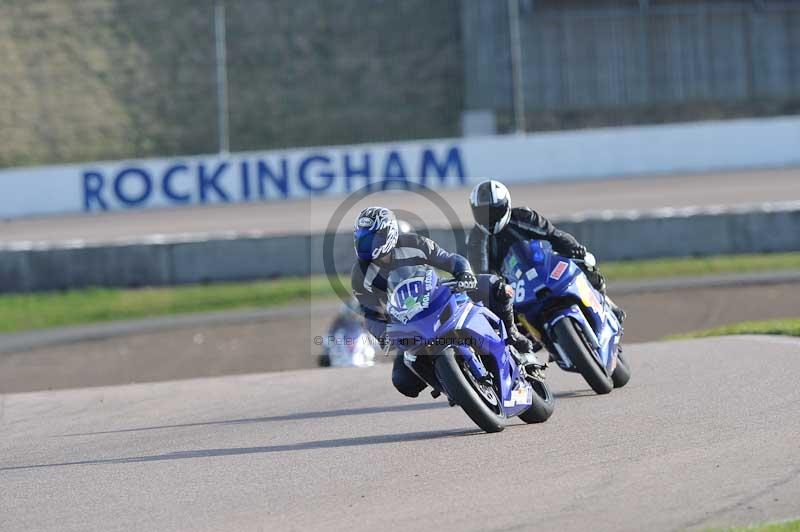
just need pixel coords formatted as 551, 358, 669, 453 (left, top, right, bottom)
1, 203, 798, 293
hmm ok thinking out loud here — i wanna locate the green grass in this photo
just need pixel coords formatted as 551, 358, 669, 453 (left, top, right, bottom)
0, 277, 342, 334
708, 518, 800, 531
601, 252, 800, 282
0, 251, 798, 335
670, 318, 800, 340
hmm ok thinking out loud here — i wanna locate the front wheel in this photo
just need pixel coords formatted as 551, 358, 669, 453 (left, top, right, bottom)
517, 378, 555, 424
434, 350, 506, 433
611, 352, 631, 388
552, 319, 614, 395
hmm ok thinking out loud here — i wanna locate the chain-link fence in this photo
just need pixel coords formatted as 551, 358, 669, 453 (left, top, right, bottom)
464, 0, 800, 133
3, 0, 800, 168
0, 0, 463, 168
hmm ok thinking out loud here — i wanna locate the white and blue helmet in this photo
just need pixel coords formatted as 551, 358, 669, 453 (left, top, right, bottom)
353, 207, 399, 261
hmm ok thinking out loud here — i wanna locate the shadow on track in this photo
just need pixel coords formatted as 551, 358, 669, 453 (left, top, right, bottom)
61, 389, 594, 438
554, 390, 597, 399
2, 428, 482, 472
61, 401, 452, 437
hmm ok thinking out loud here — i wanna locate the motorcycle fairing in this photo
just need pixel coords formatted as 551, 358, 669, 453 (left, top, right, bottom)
385, 266, 534, 417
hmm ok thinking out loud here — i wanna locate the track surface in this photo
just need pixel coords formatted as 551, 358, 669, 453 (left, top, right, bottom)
2, 168, 798, 244
2, 336, 799, 532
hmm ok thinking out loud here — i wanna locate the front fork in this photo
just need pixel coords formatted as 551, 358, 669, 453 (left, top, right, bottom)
546, 307, 609, 373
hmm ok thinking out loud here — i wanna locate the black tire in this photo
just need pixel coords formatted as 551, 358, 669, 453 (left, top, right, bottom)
553, 319, 613, 395
434, 349, 506, 433
517, 378, 555, 424
611, 352, 631, 388
318, 353, 331, 367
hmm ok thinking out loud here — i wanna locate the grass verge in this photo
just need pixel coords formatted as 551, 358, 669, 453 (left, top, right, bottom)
601, 252, 800, 282
0, 277, 341, 334
0, 252, 798, 335
669, 318, 800, 340
709, 518, 800, 531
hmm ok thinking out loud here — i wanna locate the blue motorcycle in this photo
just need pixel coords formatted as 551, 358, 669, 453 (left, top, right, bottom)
384, 265, 554, 433
502, 240, 631, 395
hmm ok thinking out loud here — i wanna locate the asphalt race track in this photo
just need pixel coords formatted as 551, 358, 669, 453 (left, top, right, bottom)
2, 336, 799, 532
2, 168, 798, 244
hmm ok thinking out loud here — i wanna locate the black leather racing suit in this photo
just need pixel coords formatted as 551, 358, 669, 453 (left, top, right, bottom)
466, 207, 608, 293
351, 232, 515, 397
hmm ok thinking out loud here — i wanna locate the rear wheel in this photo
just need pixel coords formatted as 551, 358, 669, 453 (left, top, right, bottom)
611, 352, 631, 388
435, 350, 505, 433
553, 319, 613, 395
517, 378, 555, 424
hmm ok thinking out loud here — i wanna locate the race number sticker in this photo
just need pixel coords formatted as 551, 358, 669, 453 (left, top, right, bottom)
550, 261, 568, 280
388, 277, 430, 323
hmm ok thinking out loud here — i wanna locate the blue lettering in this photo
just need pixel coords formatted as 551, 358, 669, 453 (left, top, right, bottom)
83, 171, 108, 211
162, 164, 191, 203
380, 151, 410, 190
344, 153, 372, 193
198, 162, 230, 203
298, 155, 334, 193
114, 168, 152, 207
241, 161, 251, 201
419, 146, 466, 186
257, 159, 290, 198
382, 151, 407, 179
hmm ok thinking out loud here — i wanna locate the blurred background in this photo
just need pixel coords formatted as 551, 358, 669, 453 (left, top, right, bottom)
0, 0, 798, 393
3, 0, 800, 164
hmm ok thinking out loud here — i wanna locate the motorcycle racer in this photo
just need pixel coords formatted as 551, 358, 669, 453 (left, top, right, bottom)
351, 206, 540, 398
466, 180, 626, 324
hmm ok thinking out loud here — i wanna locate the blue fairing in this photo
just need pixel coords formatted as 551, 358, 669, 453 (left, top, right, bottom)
384, 265, 535, 418
502, 241, 623, 373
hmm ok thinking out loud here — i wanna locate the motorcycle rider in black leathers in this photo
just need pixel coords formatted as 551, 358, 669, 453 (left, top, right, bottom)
351, 206, 539, 398
466, 180, 626, 329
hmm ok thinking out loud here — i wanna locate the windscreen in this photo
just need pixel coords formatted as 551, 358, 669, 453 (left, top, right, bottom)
501, 240, 553, 281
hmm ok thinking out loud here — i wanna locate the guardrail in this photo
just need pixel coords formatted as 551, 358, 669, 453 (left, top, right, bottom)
0, 202, 798, 292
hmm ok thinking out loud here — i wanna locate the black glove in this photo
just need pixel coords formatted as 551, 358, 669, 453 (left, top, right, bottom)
568, 244, 587, 259
455, 270, 477, 292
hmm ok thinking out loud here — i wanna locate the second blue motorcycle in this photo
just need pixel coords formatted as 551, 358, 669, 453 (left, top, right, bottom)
502, 240, 631, 395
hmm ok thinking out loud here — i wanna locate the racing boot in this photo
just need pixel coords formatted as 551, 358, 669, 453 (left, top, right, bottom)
607, 296, 626, 324
584, 267, 626, 324
499, 306, 544, 370
492, 279, 544, 368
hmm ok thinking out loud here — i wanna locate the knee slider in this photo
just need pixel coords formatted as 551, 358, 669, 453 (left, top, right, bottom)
493, 279, 514, 304
392, 366, 423, 398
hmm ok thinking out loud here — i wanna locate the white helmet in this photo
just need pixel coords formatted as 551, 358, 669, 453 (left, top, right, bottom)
470, 180, 511, 234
